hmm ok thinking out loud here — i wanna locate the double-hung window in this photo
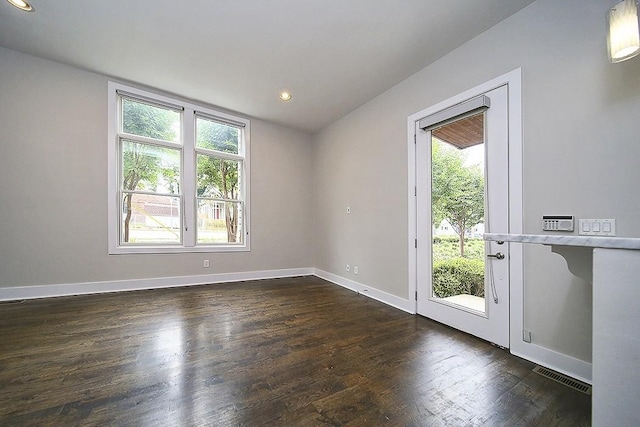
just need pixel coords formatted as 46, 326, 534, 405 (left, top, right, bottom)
108, 82, 250, 254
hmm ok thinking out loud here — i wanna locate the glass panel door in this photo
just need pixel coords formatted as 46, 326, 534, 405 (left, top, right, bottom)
416, 84, 510, 348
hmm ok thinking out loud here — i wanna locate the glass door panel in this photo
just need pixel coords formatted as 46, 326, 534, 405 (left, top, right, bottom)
430, 112, 486, 314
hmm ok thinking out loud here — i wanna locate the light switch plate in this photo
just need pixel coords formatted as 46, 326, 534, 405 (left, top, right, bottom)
579, 219, 616, 236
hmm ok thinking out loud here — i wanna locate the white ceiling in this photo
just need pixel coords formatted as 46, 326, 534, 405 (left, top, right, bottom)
0, 0, 535, 133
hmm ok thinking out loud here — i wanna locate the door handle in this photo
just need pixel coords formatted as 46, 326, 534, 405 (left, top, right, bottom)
487, 252, 505, 260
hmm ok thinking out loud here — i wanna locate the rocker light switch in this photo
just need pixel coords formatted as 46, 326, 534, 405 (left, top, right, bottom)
579, 219, 616, 236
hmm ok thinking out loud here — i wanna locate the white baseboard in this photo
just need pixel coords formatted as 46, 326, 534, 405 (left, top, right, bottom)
313, 268, 414, 313
0, 268, 314, 301
511, 340, 592, 384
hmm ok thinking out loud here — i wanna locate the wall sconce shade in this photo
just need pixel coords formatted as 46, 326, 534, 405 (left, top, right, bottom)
6, 0, 34, 12
608, 0, 640, 63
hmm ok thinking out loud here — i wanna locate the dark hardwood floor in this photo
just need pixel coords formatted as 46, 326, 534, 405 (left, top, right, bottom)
0, 276, 590, 426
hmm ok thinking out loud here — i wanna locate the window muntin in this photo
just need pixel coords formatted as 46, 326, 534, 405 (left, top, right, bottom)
108, 82, 250, 254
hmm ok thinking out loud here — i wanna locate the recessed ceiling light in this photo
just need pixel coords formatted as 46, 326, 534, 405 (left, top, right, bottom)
279, 91, 292, 101
6, 0, 34, 12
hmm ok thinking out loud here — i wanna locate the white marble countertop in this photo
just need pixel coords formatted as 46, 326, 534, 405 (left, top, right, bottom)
484, 233, 640, 250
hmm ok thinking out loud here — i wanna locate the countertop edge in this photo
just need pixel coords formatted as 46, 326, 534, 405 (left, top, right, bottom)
484, 233, 640, 250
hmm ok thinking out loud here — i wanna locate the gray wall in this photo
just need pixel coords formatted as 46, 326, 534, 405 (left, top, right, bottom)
312, 0, 640, 363
0, 46, 314, 287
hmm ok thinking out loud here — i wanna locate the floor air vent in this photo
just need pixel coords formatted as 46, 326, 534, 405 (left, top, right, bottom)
532, 366, 592, 395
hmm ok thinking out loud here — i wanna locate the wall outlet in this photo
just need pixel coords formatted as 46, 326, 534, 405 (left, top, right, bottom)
354, 266, 359, 275
346, 264, 350, 272
203, 259, 210, 268
347, 206, 351, 214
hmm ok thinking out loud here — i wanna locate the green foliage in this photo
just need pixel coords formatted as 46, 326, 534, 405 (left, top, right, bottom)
122, 142, 179, 193
431, 138, 485, 297
197, 157, 239, 199
432, 258, 485, 298
122, 99, 180, 193
431, 139, 484, 256
122, 98, 178, 142
432, 237, 484, 261
196, 117, 239, 154
431, 140, 464, 227
196, 118, 241, 199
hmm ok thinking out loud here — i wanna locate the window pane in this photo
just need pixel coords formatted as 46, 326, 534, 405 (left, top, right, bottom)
122, 98, 180, 142
196, 155, 241, 200
121, 193, 181, 244
431, 111, 486, 313
196, 116, 239, 154
197, 200, 243, 244
122, 141, 181, 194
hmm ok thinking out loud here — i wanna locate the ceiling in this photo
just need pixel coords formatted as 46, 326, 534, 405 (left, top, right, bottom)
0, 0, 535, 133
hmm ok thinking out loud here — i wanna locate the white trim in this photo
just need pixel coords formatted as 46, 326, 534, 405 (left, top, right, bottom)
107, 81, 118, 255
183, 106, 197, 248
407, 120, 418, 309
504, 70, 525, 364
512, 343, 592, 385
313, 269, 414, 313
0, 268, 313, 302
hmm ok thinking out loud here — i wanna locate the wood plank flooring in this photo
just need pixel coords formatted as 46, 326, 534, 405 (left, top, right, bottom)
0, 276, 590, 426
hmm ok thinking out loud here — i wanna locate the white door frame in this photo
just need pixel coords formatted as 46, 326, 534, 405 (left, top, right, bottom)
416, 84, 509, 347
407, 68, 523, 350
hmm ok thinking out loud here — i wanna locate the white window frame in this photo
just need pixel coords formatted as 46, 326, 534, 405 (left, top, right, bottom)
108, 82, 250, 254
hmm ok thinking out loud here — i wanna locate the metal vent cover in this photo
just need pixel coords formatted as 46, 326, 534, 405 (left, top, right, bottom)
533, 365, 592, 395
